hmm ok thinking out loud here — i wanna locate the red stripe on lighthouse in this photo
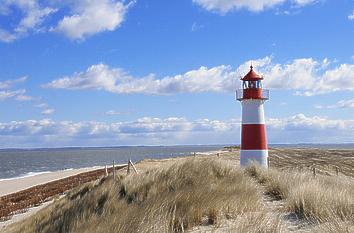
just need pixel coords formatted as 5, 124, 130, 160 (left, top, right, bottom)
241, 124, 268, 150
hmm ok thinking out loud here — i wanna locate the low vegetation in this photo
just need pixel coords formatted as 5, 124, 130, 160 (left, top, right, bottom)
5, 148, 354, 233
246, 165, 354, 232
7, 159, 264, 233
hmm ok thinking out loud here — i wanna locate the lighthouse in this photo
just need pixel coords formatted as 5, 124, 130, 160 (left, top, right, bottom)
236, 66, 269, 168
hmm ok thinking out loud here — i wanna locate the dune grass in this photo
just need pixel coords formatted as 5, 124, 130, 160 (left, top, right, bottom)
8, 158, 263, 233
6, 154, 354, 233
245, 165, 354, 228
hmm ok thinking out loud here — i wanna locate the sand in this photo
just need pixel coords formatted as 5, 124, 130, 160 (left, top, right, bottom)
0, 167, 104, 197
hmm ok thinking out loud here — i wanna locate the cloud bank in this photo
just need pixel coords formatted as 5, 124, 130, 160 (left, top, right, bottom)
0, 114, 352, 148
43, 64, 237, 94
43, 57, 354, 96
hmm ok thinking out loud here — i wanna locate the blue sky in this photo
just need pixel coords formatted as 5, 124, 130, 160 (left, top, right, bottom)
0, 0, 353, 148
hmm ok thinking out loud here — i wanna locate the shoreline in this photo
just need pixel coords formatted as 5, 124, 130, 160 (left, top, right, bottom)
0, 150, 225, 227
0, 150, 224, 197
0, 166, 105, 182
0, 166, 107, 197
0, 150, 224, 231
0, 164, 128, 227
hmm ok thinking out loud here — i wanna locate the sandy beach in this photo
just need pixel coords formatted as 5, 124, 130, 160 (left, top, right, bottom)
0, 167, 104, 197
0, 167, 102, 230
0, 164, 128, 231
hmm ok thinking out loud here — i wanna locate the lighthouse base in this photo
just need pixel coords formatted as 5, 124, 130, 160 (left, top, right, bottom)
240, 150, 268, 168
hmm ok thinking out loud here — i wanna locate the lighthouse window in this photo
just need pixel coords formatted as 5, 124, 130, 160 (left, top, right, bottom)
249, 81, 256, 88
255, 81, 261, 88
243, 82, 248, 89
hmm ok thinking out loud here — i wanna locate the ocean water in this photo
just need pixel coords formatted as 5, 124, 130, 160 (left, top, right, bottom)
0, 145, 224, 180
0, 144, 352, 180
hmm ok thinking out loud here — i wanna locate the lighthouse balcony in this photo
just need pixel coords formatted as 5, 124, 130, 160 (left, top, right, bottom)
236, 89, 269, 101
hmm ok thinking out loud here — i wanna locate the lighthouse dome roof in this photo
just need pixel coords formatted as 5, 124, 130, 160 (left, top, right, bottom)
241, 66, 263, 81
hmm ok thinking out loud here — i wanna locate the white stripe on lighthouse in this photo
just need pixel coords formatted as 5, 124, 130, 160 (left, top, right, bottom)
241, 100, 265, 124
240, 150, 268, 167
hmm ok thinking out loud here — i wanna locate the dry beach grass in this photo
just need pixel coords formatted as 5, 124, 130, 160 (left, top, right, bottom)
3, 147, 354, 233
246, 165, 354, 232
6, 158, 264, 233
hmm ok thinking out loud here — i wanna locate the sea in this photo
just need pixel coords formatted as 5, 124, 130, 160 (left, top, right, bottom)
0, 145, 224, 180
0, 144, 353, 180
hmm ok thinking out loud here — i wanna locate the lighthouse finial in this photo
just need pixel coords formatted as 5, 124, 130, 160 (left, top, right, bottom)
250, 61, 253, 70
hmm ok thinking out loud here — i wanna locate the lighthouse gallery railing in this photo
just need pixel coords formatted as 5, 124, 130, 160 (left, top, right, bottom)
235, 89, 269, 101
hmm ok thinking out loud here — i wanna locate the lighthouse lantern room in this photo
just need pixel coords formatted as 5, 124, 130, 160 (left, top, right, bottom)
236, 66, 269, 168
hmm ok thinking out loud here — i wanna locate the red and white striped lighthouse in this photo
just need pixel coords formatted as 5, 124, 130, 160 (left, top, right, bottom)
236, 66, 269, 167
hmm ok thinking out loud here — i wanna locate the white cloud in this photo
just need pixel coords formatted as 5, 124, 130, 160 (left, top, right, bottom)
307, 64, 354, 95
43, 57, 354, 96
105, 110, 124, 116
348, 10, 354, 20
268, 114, 353, 131
53, 0, 132, 40
0, 77, 34, 102
41, 108, 55, 115
43, 63, 237, 94
0, 76, 27, 89
0, 0, 133, 42
0, 0, 56, 42
35, 102, 55, 116
35, 103, 48, 108
0, 89, 26, 101
0, 114, 352, 147
13, 1, 56, 34
15, 93, 34, 101
0, 77, 55, 114
315, 99, 354, 109
334, 99, 354, 108
191, 22, 204, 32
293, 0, 317, 7
261, 58, 318, 89
249, 58, 354, 95
192, 0, 316, 14
0, 29, 17, 43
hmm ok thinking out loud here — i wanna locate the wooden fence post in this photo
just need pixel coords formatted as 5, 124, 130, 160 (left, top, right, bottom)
129, 160, 138, 174
127, 159, 131, 174
312, 167, 316, 177
336, 166, 339, 176
105, 165, 108, 177
113, 160, 115, 179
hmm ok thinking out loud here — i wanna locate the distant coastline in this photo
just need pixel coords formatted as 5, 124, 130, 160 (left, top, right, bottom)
0, 143, 353, 151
